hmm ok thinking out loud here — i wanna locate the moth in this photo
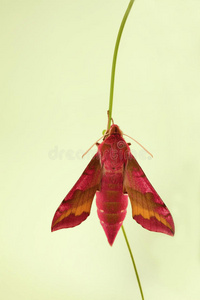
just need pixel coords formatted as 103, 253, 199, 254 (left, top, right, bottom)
51, 124, 175, 245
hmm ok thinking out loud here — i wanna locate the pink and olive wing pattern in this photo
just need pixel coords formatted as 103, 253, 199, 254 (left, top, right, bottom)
51, 153, 101, 232
124, 154, 175, 235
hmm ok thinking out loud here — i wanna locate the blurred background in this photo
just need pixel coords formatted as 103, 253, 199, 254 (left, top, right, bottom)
1, 0, 200, 299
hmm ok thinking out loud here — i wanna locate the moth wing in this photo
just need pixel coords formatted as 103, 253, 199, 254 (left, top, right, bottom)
51, 153, 101, 231
124, 153, 174, 235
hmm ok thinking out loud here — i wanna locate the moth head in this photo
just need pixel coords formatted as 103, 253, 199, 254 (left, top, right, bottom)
109, 124, 123, 136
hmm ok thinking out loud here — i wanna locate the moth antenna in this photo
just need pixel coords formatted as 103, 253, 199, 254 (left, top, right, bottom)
82, 135, 104, 158
106, 111, 114, 127
106, 110, 110, 131
123, 133, 153, 158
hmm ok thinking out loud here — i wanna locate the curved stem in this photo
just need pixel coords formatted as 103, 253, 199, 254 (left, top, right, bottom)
108, 0, 135, 129
121, 225, 145, 300
107, 1, 145, 299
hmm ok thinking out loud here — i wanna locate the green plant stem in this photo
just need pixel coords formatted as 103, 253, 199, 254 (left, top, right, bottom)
121, 225, 145, 300
108, 0, 135, 129
107, 1, 145, 299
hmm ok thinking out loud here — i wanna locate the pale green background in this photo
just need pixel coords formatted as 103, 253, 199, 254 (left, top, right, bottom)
1, 1, 200, 299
